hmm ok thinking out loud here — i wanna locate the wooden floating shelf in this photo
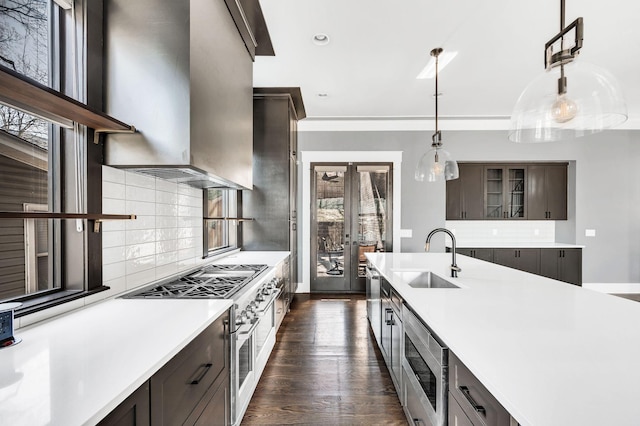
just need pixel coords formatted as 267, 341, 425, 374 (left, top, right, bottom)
0, 64, 135, 133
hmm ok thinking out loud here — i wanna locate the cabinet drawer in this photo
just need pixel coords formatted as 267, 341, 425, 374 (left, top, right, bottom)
449, 352, 511, 426
151, 311, 229, 425
448, 392, 474, 426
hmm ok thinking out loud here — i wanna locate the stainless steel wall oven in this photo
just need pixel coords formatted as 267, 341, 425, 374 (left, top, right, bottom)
402, 305, 448, 426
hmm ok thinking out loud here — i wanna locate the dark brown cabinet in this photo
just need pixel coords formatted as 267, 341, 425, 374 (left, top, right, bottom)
457, 246, 581, 285
98, 382, 150, 426
447, 162, 568, 221
150, 310, 230, 425
243, 88, 305, 291
446, 163, 485, 220
493, 248, 540, 275
456, 248, 494, 263
527, 164, 568, 220
540, 248, 582, 285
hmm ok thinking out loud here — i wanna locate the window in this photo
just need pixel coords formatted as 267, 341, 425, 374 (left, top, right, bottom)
0, 0, 105, 312
205, 189, 238, 255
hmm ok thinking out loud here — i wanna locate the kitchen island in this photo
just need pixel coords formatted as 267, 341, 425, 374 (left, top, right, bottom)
367, 252, 640, 426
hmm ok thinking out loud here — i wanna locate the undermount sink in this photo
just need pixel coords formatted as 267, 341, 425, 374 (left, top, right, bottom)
393, 271, 460, 289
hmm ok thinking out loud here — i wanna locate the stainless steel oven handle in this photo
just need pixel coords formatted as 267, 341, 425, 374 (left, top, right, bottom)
238, 318, 260, 336
459, 386, 486, 416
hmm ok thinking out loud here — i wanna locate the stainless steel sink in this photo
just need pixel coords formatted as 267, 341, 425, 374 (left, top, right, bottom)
393, 271, 460, 289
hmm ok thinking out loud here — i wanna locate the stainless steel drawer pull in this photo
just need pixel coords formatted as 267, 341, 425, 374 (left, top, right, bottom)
190, 363, 213, 385
459, 386, 486, 416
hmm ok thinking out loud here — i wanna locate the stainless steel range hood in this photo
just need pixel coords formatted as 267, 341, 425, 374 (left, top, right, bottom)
103, 0, 267, 190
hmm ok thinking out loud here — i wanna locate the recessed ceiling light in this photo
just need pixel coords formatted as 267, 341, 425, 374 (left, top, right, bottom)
312, 34, 330, 46
416, 51, 458, 79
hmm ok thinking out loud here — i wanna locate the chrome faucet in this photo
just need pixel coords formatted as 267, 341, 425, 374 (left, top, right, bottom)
425, 228, 461, 278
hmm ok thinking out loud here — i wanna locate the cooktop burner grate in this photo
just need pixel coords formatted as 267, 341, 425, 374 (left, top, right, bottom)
124, 264, 268, 299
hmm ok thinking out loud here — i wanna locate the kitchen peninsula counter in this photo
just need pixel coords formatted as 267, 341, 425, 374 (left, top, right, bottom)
367, 252, 640, 426
0, 250, 287, 426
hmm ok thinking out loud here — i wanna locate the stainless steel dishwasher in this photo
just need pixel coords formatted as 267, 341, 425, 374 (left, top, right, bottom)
402, 305, 448, 426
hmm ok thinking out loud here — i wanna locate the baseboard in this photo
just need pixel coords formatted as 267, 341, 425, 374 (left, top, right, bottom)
582, 283, 640, 294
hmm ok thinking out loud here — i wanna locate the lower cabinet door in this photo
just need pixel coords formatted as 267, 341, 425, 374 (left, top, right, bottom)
390, 314, 403, 391
192, 370, 230, 426
448, 392, 474, 426
98, 382, 150, 426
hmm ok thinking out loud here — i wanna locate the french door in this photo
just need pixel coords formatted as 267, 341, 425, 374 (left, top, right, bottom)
310, 163, 392, 292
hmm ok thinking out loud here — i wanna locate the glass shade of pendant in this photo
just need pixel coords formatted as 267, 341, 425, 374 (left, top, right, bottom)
415, 146, 459, 182
509, 61, 627, 143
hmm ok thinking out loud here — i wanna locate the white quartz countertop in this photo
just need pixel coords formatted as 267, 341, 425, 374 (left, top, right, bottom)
0, 251, 288, 426
366, 252, 640, 426
448, 241, 585, 248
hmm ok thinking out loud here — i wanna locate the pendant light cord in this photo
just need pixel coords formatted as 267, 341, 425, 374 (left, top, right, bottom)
431, 48, 442, 148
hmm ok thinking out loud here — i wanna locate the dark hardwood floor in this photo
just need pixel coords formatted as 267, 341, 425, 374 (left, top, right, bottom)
241, 294, 407, 425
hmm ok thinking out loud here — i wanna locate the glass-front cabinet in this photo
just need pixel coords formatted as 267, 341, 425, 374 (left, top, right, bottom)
484, 165, 526, 219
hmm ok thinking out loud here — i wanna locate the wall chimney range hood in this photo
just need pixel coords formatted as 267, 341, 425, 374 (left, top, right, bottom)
104, 0, 274, 190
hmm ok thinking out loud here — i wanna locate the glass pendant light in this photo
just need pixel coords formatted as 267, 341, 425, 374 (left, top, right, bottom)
415, 48, 459, 182
509, 0, 627, 143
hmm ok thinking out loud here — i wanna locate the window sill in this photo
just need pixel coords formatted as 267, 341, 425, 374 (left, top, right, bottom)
14, 286, 110, 318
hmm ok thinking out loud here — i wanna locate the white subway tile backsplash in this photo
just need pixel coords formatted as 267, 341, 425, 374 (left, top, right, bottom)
155, 202, 178, 217
103, 181, 126, 199
102, 231, 126, 249
156, 239, 178, 254
156, 251, 178, 265
126, 215, 156, 231
125, 254, 156, 275
445, 220, 555, 244
125, 170, 156, 189
102, 167, 204, 296
126, 185, 155, 203
126, 229, 156, 245
156, 216, 178, 229
156, 190, 178, 205
126, 242, 156, 260
126, 200, 156, 216
157, 228, 178, 241
102, 165, 126, 184
126, 269, 156, 290
103, 198, 126, 215
103, 261, 126, 281
103, 246, 126, 265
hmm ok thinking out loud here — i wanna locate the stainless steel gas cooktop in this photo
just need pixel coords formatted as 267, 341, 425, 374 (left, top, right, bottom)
124, 264, 268, 299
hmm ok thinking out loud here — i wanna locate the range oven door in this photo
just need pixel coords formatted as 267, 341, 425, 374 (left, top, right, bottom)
402, 306, 448, 426
233, 319, 256, 425
254, 291, 278, 376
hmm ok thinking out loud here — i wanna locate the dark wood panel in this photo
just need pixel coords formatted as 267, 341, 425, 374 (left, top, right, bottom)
546, 165, 568, 220
242, 294, 406, 425
0, 64, 134, 131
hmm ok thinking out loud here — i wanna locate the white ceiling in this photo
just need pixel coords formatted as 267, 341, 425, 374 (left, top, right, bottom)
253, 0, 640, 129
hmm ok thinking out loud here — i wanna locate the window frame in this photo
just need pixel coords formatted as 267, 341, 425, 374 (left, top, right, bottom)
0, 0, 111, 317
203, 188, 239, 258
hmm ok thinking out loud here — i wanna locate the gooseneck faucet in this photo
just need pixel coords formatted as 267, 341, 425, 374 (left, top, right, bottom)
425, 227, 461, 278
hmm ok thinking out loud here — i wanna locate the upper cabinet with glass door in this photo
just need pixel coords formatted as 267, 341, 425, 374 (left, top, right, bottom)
484, 165, 526, 220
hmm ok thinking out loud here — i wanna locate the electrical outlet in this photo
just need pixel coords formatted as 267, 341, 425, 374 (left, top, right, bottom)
585, 229, 596, 237
492, 229, 498, 236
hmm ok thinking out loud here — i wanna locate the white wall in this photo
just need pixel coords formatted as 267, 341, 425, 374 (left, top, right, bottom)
299, 129, 640, 285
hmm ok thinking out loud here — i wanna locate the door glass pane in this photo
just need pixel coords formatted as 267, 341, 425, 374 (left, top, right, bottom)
356, 166, 388, 278
315, 169, 345, 277
508, 168, 525, 218
485, 168, 503, 218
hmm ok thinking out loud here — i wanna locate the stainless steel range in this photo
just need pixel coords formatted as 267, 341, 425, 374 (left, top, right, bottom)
124, 263, 280, 426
